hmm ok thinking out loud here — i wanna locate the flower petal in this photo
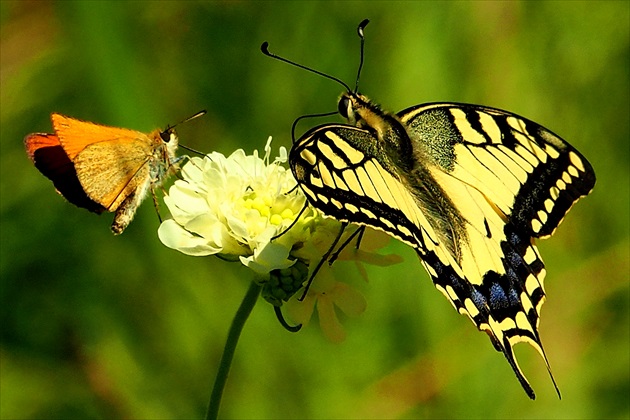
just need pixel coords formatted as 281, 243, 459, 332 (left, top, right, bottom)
317, 296, 346, 343
239, 240, 294, 274
332, 282, 367, 317
285, 294, 316, 326
157, 220, 220, 256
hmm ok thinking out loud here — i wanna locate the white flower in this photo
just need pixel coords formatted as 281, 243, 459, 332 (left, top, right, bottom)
159, 137, 312, 274
158, 137, 402, 341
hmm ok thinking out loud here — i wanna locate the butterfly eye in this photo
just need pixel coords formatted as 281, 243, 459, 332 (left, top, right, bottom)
160, 130, 172, 143
338, 96, 350, 119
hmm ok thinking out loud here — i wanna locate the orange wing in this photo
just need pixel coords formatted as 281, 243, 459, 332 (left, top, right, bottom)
24, 132, 106, 213
24, 132, 61, 162
72, 139, 153, 211
51, 113, 147, 160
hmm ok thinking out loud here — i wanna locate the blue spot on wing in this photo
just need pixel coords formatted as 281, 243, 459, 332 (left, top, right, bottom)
471, 288, 487, 310
490, 282, 509, 309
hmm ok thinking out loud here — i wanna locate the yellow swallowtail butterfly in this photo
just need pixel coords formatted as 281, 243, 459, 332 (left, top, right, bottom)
263, 19, 595, 399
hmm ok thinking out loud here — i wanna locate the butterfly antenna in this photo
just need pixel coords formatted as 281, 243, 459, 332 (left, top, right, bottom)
354, 18, 369, 92
163, 110, 207, 155
261, 42, 352, 92
179, 144, 206, 156
164, 110, 207, 131
291, 110, 337, 143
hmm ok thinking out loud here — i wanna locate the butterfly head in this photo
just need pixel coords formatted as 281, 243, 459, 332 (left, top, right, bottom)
156, 110, 206, 160
158, 127, 179, 157
338, 91, 404, 143
338, 92, 358, 124
338, 92, 375, 125
158, 127, 177, 143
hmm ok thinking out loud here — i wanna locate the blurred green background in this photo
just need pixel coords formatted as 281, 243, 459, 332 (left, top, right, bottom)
1, 1, 628, 419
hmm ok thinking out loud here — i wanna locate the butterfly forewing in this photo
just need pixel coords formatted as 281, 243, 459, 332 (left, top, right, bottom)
290, 100, 595, 399
290, 125, 439, 250
399, 103, 596, 238
52, 113, 145, 161
24, 133, 107, 213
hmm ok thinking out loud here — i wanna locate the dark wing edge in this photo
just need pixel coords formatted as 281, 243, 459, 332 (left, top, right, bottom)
398, 102, 596, 239
24, 133, 106, 214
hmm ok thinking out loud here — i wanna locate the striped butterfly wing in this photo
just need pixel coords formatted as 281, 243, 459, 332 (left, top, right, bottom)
399, 103, 596, 239
290, 125, 433, 248
400, 103, 595, 397
289, 103, 595, 399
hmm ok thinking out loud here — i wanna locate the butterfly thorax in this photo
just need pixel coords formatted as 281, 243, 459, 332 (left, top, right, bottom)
339, 92, 468, 261
148, 128, 179, 185
340, 92, 414, 170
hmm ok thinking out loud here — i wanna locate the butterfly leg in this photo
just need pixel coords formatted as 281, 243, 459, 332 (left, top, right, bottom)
298, 222, 348, 301
328, 226, 365, 265
151, 186, 164, 224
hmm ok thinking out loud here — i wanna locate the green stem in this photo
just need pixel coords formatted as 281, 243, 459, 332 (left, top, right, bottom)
205, 281, 261, 420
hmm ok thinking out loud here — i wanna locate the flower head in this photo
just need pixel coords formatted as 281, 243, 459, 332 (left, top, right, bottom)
159, 137, 310, 271
159, 137, 402, 341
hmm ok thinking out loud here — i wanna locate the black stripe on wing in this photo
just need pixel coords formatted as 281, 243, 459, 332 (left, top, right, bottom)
399, 103, 596, 239
290, 125, 429, 250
